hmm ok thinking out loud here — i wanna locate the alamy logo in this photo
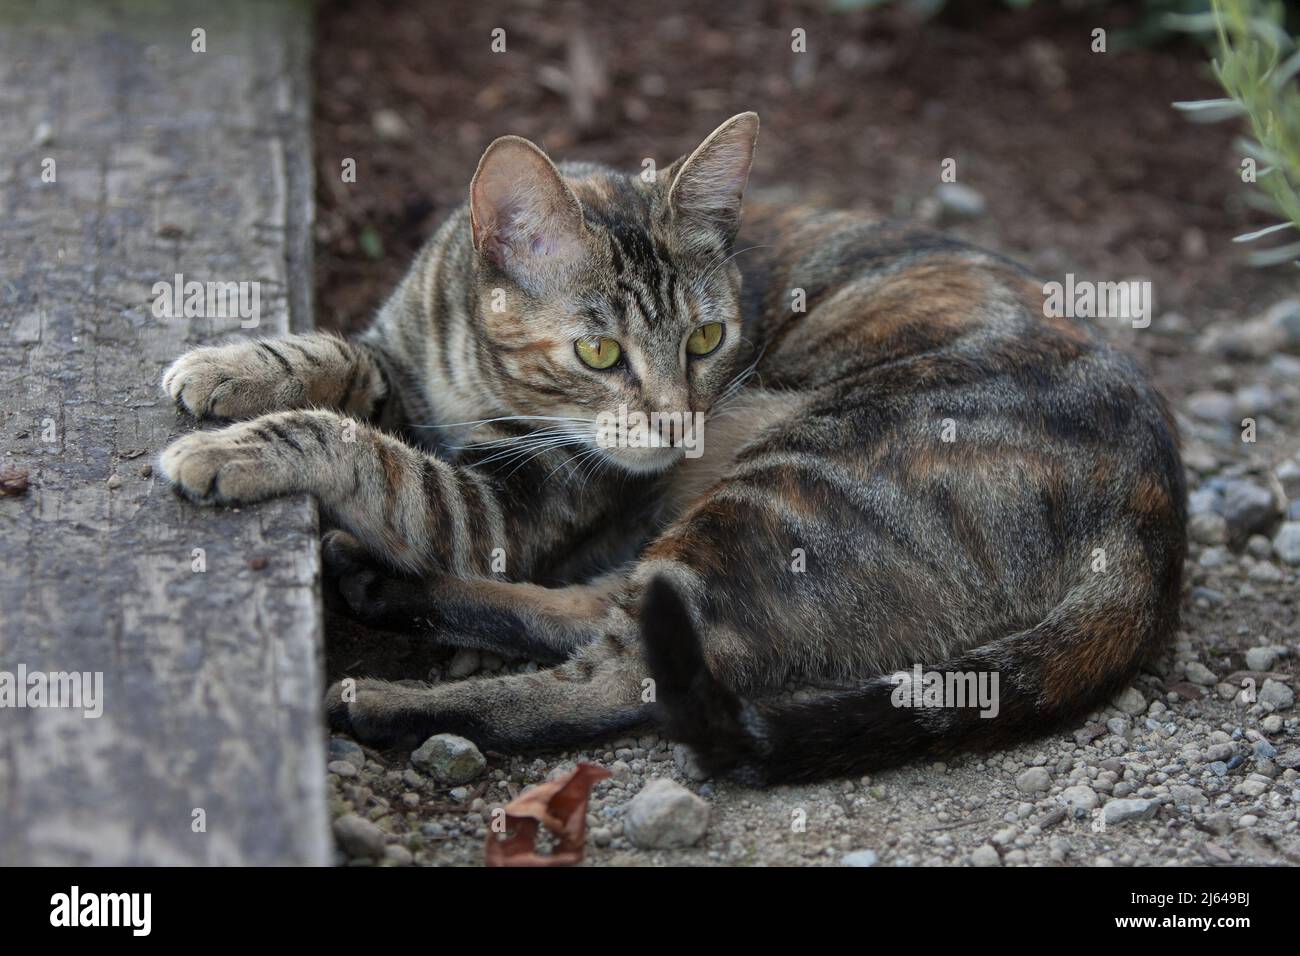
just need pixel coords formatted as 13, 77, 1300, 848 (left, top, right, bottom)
889, 664, 1000, 718
595, 404, 704, 458
151, 272, 261, 328
0, 665, 103, 718
50, 886, 151, 936
1042, 273, 1151, 329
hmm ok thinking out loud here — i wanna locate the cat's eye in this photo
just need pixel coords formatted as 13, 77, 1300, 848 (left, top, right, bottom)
576, 336, 622, 370
686, 322, 724, 356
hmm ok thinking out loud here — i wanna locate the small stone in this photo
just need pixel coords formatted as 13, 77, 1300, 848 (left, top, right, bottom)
1205, 742, 1234, 762
1199, 547, 1230, 569
446, 648, 480, 678
385, 844, 414, 866
1101, 798, 1158, 825
1258, 679, 1294, 711
1275, 459, 1300, 499
935, 182, 986, 219
1186, 390, 1234, 422
1246, 534, 1273, 558
1221, 479, 1280, 542
332, 814, 386, 859
1113, 686, 1147, 716
1235, 777, 1268, 798
328, 736, 366, 769
1275, 747, 1300, 770
1272, 523, 1300, 566
106, 474, 123, 490
970, 843, 1001, 867
1248, 561, 1283, 584
1235, 384, 1280, 418
1016, 767, 1051, 793
410, 733, 486, 785
672, 744, 711, 782
1074, 723, 1106, 746
1265, 298, 1300, 348
327, 760, 358, 778
625, 779, 710, 849
1185, 662, 1218, 686
841, 849, 879, 867
371, 108, 409, 140
1058, 785, 1099, 812
1246, 646, 1279, 672
1170, 784, 1207, 807
1188, 512, 1228, 546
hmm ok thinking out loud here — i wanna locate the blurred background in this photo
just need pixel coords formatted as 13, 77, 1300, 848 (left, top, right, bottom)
312, 0, 1294, 348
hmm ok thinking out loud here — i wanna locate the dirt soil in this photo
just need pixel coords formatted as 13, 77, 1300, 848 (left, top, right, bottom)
313, 0, 1300, 866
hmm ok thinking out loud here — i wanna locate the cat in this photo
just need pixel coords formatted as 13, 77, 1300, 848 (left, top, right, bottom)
158, 113, 1187, 784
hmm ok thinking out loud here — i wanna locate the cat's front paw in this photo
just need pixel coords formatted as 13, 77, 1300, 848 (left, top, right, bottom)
325, 677, 439, 749
162, 343, 304, 420
158, 423, 293, 506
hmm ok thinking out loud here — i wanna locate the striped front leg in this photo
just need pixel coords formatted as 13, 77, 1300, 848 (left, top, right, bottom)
158, 409, 506, 574
162, 333, 388, 421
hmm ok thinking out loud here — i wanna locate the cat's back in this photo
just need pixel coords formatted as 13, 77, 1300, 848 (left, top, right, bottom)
735, 203, 1179, 463
714, 202, 1185, 637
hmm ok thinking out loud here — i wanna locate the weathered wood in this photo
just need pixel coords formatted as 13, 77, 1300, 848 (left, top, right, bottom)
0, 0, 328, 864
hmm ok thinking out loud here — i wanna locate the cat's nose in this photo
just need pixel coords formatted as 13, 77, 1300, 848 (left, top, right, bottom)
650, 390, 692, 447
654, 413, 680, 448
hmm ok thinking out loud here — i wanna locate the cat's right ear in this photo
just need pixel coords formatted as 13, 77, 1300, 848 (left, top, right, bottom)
469, 136, 588, 293
665, 112, 759, 253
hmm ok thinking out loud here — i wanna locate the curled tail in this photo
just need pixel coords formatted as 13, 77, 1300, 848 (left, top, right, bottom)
640, 573, 1176, 785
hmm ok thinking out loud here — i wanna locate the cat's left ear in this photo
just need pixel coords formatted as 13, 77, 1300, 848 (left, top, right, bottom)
470, 135, 589, 293
666, 112, 759, 251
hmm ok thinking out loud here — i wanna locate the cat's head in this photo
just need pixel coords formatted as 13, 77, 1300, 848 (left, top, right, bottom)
467, 113, 759, 475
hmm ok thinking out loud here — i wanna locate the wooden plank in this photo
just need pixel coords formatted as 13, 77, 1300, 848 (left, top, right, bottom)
0, 0, 328, 865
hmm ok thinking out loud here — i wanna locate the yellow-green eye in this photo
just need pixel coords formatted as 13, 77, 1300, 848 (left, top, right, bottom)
576, 336, 622, 370
686, 322, 724, 356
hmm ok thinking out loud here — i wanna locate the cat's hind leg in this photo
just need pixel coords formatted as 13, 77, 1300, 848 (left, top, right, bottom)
322, 530, 628, 662
326, 637, 651, 751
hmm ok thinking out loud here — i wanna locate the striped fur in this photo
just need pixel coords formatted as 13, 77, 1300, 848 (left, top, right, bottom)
158, 114, 1186, 783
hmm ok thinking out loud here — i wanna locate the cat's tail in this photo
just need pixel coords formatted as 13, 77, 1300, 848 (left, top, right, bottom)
639, 573, 1174, 785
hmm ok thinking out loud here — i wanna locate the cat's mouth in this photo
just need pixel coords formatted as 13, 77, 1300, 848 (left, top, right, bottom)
597, 443, 688, 475
588, 405, 706, 474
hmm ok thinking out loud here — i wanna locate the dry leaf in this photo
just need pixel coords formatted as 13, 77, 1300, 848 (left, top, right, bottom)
485, 762, 609, 867
0, 467, 30, 497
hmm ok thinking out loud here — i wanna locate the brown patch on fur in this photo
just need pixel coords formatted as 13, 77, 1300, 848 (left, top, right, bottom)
1130, 473, 1172, 520
855, 260, 991, 342
1039, 611, 1143, 710
374, 436, 404, 517
643, 497, 740, 570
476, 578, 611, 623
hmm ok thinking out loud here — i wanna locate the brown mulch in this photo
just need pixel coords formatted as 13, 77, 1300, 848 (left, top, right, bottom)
313, 0, 1293, 342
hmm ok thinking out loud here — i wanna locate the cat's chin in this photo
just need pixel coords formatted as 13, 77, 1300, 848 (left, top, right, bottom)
598, 445, 686, 476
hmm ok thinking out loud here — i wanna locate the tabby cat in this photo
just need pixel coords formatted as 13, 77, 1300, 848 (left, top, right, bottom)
158, 113, 1186, 784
